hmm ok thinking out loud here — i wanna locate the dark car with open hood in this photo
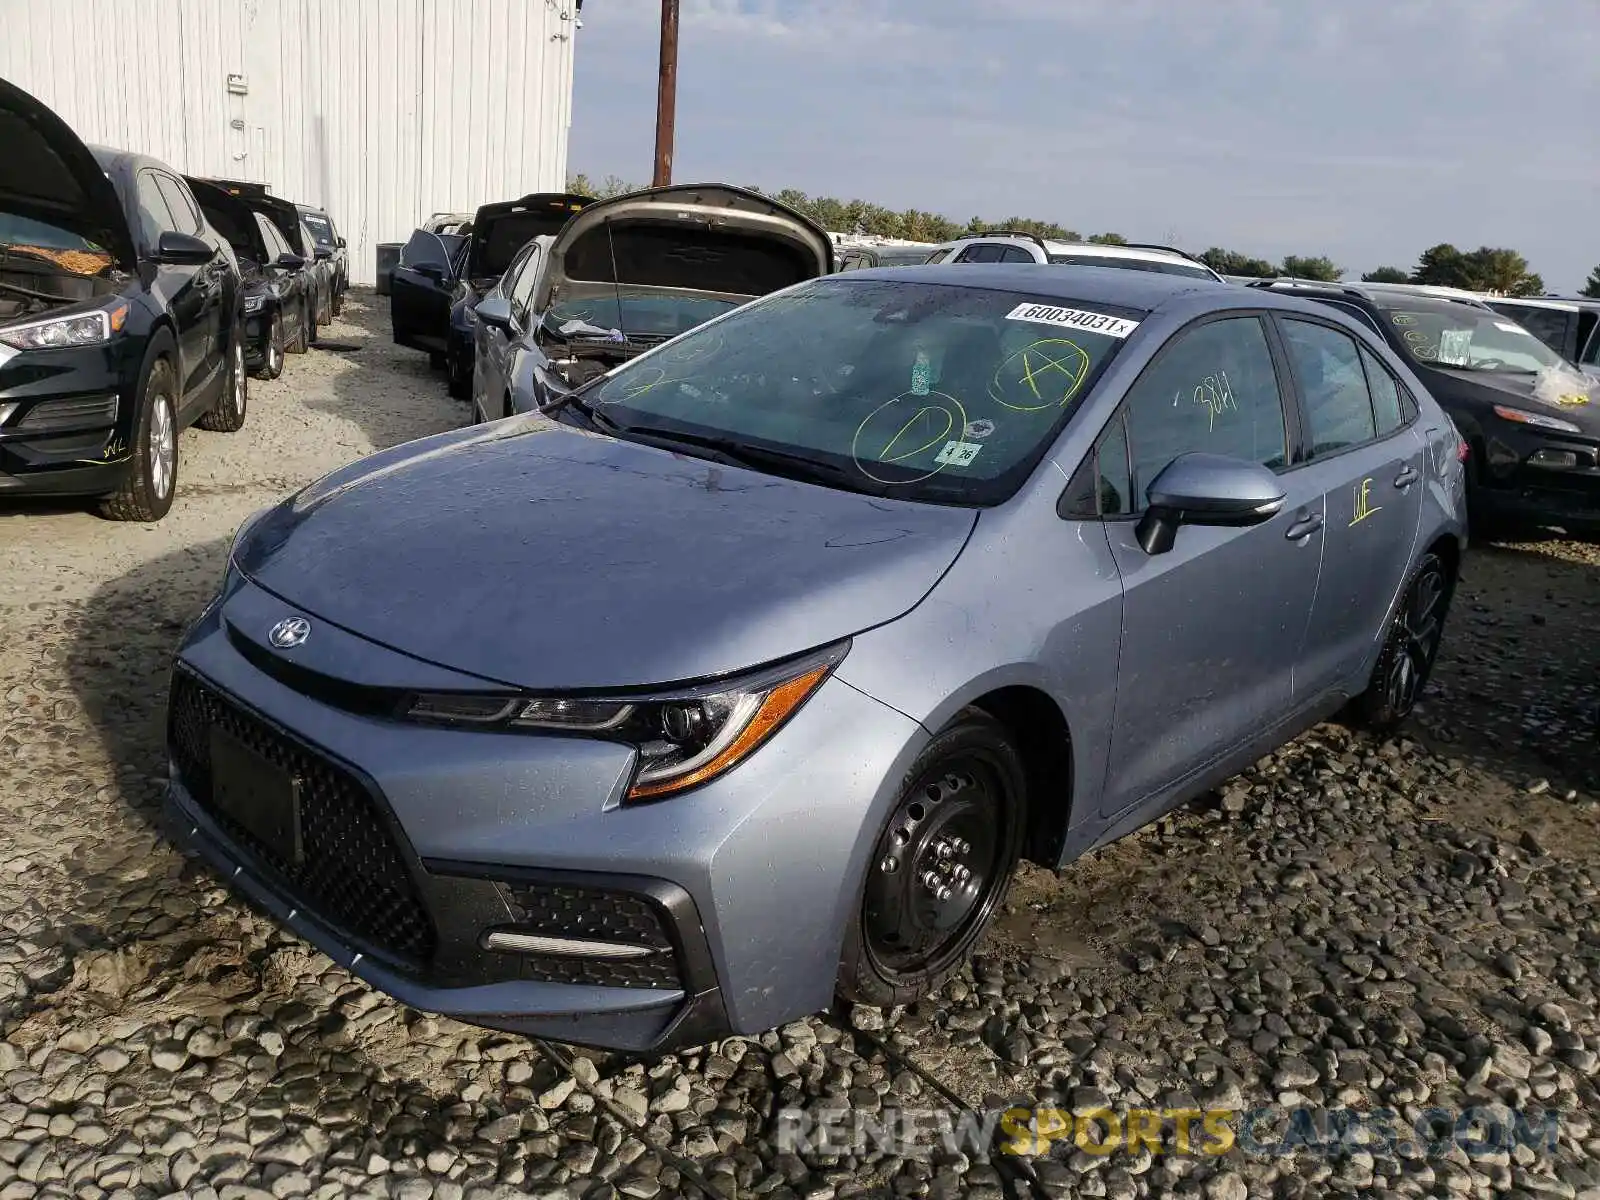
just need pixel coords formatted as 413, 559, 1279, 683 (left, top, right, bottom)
187, 177, 315, 380
390, 191, 592, 397
469, 183, 835, 423
1254, 279, 1600, 535
0, 77, 247, 522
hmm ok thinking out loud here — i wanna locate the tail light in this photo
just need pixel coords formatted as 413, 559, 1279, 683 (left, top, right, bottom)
1457, 439, 1470, 462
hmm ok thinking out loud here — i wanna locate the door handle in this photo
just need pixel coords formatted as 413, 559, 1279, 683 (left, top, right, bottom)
1286, 512, 1324, 542
1394, 465, 1420, 489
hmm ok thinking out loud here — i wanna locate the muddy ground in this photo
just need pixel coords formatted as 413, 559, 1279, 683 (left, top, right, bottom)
1, 293, 1597, 1200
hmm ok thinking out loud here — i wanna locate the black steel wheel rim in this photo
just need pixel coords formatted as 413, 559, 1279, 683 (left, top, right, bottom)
1386, 559, 1446, 713
863, 755, 1012, 978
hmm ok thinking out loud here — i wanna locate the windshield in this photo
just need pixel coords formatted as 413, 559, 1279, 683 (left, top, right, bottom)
0, 213, 111, 275
1375, 297, 1568, 374
301, 212, 335, 247
1048, 253, 1214, 280
547, 291, 742, 340
585, 277, 1140, 505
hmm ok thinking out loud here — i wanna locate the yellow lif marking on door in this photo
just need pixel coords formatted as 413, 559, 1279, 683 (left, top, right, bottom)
1350, 477, 1382, 526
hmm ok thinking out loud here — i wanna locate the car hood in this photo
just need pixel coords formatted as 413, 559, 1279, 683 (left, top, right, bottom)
0, 78, 136, 270
534, 183, 835, 322
231, 419, 975, 691
465, 191, 592, 286
1432, 365, 1600, 436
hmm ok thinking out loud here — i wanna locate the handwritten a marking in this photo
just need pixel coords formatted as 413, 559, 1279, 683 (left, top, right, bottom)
990, 339, 1089, 412
1350, 477, 1382, 526
1176, 369, 1237, 431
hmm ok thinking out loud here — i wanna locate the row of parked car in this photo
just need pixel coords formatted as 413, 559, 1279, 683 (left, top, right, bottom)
389, 187, 1599, 539
0, 78, 349, 521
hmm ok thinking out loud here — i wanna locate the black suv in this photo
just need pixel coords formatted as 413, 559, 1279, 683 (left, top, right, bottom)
0, 78, 246, 522
296, 203, 348, 316
1253, 280, 1600, 535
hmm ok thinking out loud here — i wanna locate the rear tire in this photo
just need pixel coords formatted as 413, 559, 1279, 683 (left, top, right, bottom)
836, 711, 1027, 1009
100, 358, 179, 523
332, 287, 344, 317
287, 301, 309, 354
1346, 551, 1452, 733
197, 329, 248, 432
253, 311, 285, 380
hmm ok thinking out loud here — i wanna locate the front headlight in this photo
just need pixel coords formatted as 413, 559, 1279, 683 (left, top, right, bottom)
406, 641, 850, 801
242, 294, 266, 314
1493, 404, 1582, 434
0, 302, 130, 351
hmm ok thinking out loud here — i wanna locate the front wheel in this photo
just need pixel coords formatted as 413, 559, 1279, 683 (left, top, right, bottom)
1346, 551, 1452, 732
253, 311, 285, 380
100, 358, 179, 522
836, 711, 1027, 1009
287, 301, 309, 354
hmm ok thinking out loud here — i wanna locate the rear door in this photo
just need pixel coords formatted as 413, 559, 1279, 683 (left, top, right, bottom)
390, 229, 463, 353
1274, 314, 1425, 697
155, 172, 229, 398
476, 241, 540, 413
1097, 313, 1326, 817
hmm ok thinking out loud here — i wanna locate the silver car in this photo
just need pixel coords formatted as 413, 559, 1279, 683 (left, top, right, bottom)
166, 264, 1467, 1053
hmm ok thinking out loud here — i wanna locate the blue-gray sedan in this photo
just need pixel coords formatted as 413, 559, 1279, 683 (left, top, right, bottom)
165, 264, 1468, 1053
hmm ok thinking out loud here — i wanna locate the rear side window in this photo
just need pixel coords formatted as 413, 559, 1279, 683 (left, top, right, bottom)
1121, 316, 1289, 505
997, 245, 1036, 263
1505, 306, 1574, 357
1359, 346, 1404, 435
924, 249, 950, 264
1280, 319, 1376, 456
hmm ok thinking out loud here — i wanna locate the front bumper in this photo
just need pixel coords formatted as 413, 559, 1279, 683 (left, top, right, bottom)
0, 341, 135, 497
164, 574, 926, 1051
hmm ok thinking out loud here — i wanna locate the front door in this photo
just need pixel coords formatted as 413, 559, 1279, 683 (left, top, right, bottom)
1274, 316, 1426, 695
391, 229, 462, 354
1098, 313, 1326, 816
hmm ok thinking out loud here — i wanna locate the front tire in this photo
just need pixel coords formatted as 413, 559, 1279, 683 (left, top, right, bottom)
100, 358, 179, 522
287, 301, 309, 354
197, 330, 248, 432
836, 711, 1027, 1009
1347, 551, 1452, 732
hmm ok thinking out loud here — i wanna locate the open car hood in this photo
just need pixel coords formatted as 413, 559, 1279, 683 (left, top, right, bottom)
464, 191, 592, 286
534, 183, 835, 324
210, 185, 306, 256
0, 77, 135, 270
185, 177, 263, 264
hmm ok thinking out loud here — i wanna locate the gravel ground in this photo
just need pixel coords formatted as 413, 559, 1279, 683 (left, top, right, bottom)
1, 292, 1598, 1200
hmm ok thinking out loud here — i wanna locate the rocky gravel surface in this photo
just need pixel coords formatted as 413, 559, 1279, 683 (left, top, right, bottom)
1, 292, 1598, 1200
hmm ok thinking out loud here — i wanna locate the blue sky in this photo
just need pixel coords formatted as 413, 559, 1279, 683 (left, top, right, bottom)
569, 0, 1600, 290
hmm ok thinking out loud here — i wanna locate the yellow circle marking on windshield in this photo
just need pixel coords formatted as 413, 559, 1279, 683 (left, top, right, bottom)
852, 391, 970, 485
662, 333, 723, 364
1391, 313, 1418, 327
607, 365, 677, 401
990, 339, 1089, 412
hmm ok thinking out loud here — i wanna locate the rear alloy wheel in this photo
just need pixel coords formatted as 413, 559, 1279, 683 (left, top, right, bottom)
100, 358, 178, 522
836, 712, 1026, 1008
287, 301, 309, 354
1348, 552, 1451, 732
254, 311, 285, 380
198, 331, 248, 432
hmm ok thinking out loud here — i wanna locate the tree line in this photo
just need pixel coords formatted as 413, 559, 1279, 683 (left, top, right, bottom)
568, 173, 1600, 299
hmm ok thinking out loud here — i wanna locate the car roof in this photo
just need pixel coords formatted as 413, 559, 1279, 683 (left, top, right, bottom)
1249, 279, 1498, 311
1487, 295, 1592, 312
840, 262, 1231, 312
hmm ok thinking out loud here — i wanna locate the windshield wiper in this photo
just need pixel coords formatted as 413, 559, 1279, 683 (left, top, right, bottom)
615, 426, 891, 495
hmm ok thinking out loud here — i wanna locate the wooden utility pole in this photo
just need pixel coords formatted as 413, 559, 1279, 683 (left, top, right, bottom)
652, 0, 679, 186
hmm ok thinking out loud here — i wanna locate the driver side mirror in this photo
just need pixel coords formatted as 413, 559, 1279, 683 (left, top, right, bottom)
275, 252, 306, 271
1136, 452, 1286, 556
335, 236, 347, 249
474, 295, 515, 332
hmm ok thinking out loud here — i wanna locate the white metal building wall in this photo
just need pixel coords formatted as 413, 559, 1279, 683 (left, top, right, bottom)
0, 0, 579, 284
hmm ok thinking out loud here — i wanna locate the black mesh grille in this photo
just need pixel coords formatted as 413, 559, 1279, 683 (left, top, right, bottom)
169, 670, 438, 967
16, 395, 118, 432
500, 882, 683, 989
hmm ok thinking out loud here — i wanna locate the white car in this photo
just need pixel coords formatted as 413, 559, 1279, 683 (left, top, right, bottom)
924, 232, 1226, 282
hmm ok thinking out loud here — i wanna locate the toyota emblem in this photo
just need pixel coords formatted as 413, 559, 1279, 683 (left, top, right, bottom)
268, 616, 311, 649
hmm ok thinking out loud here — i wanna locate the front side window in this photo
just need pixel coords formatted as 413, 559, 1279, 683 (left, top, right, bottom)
1376, 297, 1568, 374
154, 175, 202, 235
508, 246, 543, 316
1120, 316, 1288, 505
134, 172, 176, 247
1280, 318, 1377, 456
586, 277, 1141, 505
